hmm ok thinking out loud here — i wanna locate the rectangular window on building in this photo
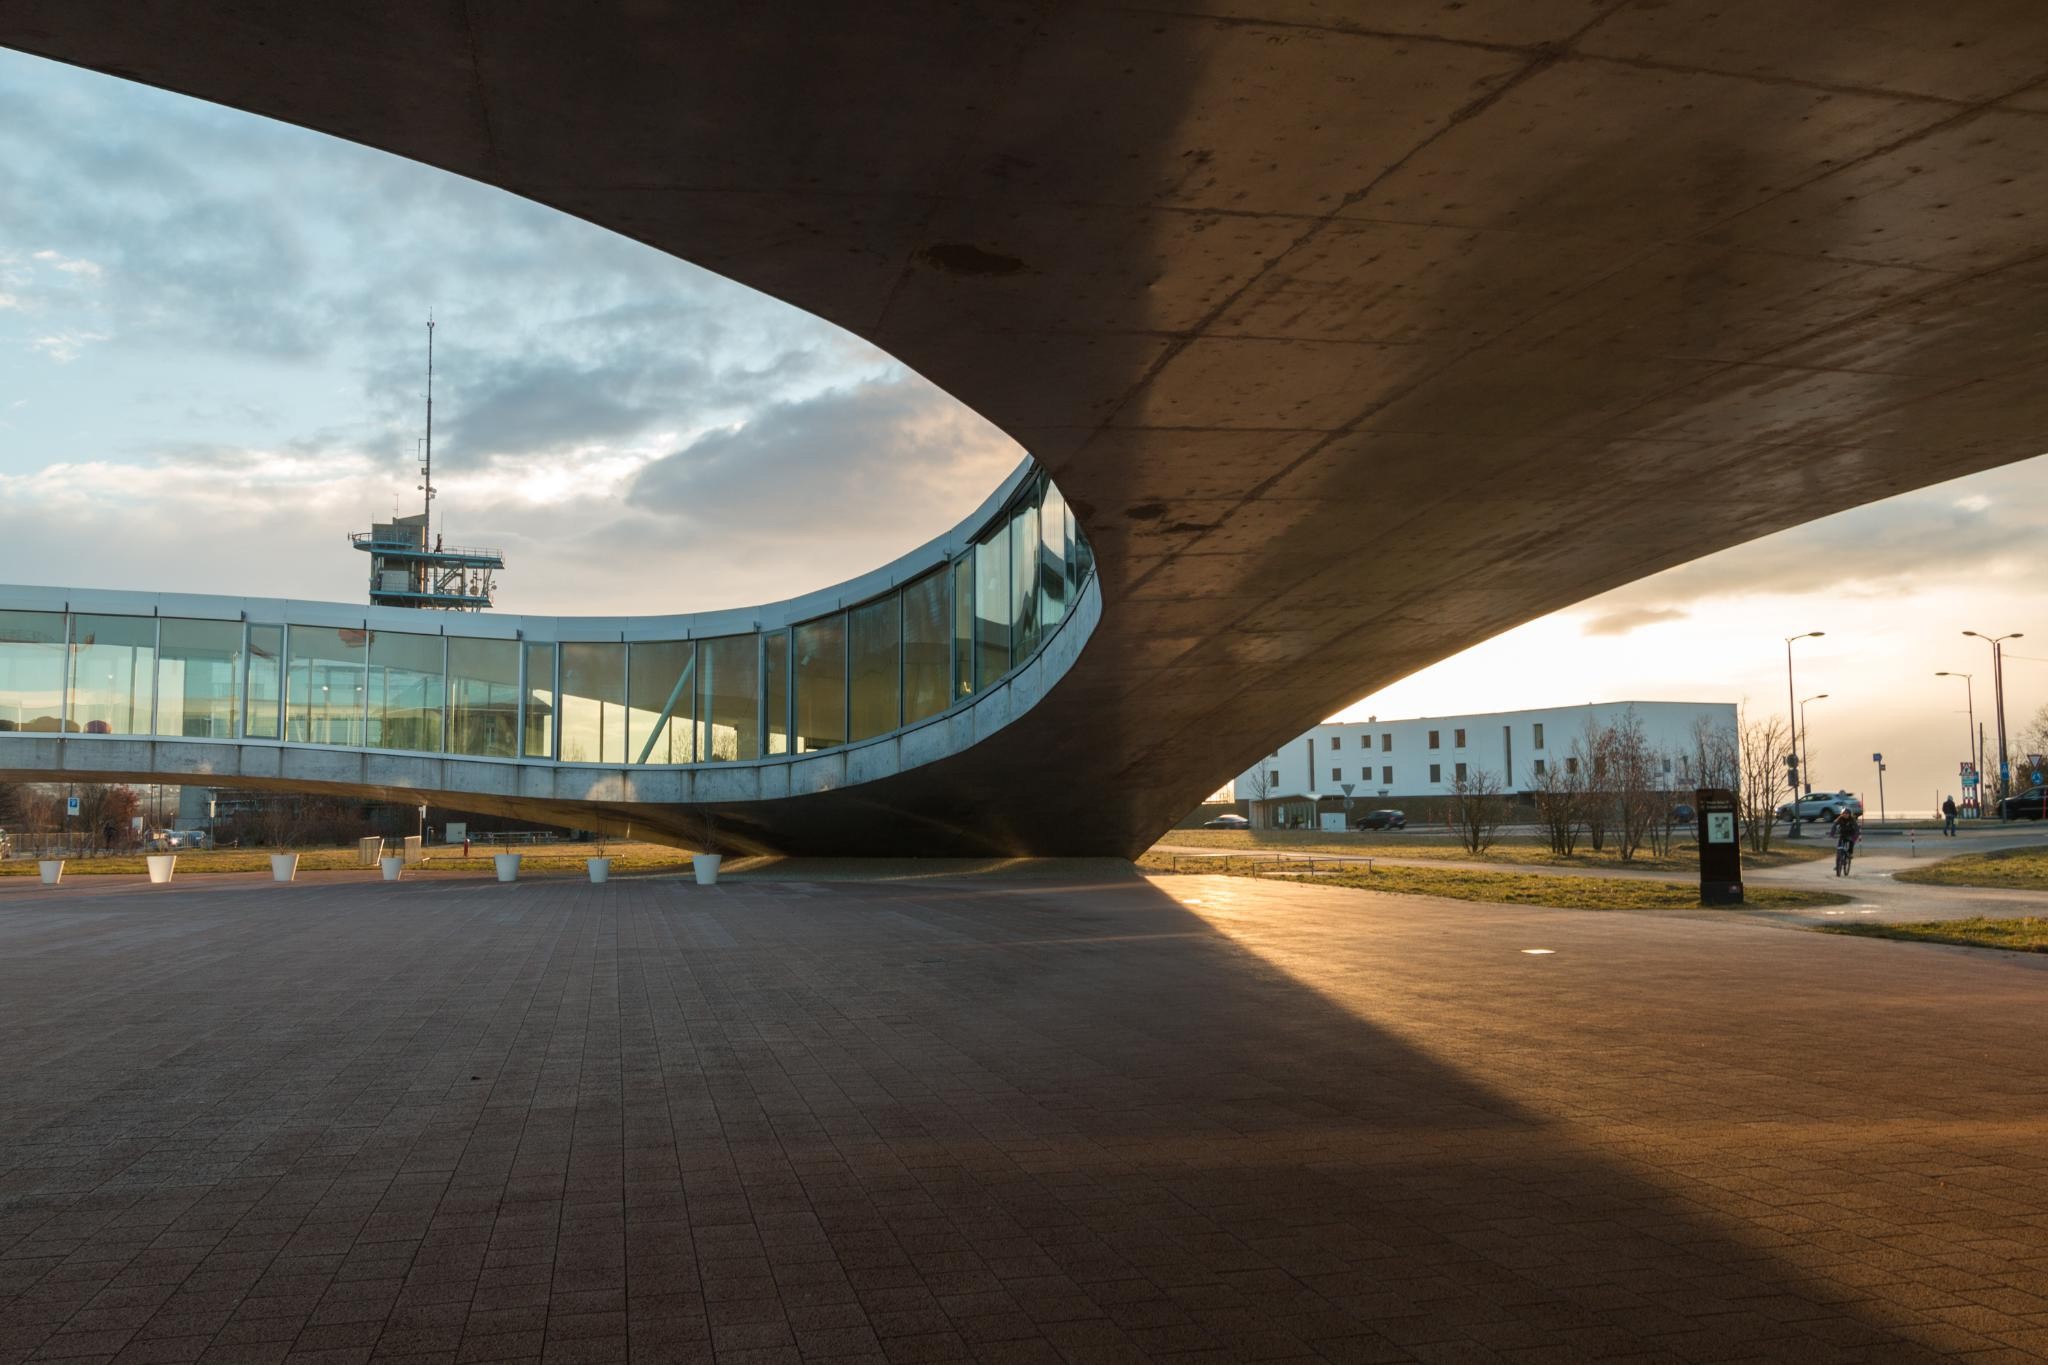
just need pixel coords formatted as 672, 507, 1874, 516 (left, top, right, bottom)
1533, 722, 1545, 749
1566, 755, 1579, 775
1428, 730, 1439, 749
1533, 758, 1547, 777
1456, 762, 1468, 782
522, 642, 555, 758
69, 614, 157, 736
627, 641, 694, 764
848, 595, 901, 742
974, 521, 1011, 686
560, 642, 627, 764
698, 634, 758, 761
1011, 497, 1040, 661
286, 625, 367, 746
367, 630, 445, 753
1381, 765, 1392, 785
1360, 733, 1371, 750
1454, 728, 1466, 747
902, 569, 950, 725
794, 614, 847, 752
951, 557, 975, 700
447, 636, 519, 758
764, 631, 789, 756
246, 625, 283, 740
1330, 736, 1340, 750
157, 618, 241, 740
1382, 732, 1392, 751
1429, 763, 1441, 783
1039, 482, 1068, 638
1331, 767, 1341, 782
1268, 770, 1279, 787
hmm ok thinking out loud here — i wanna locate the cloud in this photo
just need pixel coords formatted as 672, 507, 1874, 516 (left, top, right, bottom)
1581, 606, 1688, 636
28, 331, 106, 362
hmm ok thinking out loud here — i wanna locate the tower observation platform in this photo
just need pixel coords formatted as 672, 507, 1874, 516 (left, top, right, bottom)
350, 514, 503, 611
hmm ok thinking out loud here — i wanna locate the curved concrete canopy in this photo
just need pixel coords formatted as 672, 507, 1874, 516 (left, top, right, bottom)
7, 4, 2048, 854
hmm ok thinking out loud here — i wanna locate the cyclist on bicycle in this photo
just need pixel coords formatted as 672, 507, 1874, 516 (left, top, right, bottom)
1831, 807, 1861, 876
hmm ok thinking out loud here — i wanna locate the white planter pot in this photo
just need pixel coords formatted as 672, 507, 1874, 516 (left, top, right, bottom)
494, 853, 522, 883
37, 859, 63, 886
380, 855, 405, 881
587, 857, 611, 884
270, 853, 299, 883
693, 853, 723, 886
146, 854, 177, 885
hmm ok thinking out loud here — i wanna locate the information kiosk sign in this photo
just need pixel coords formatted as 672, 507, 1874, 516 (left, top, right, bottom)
1696, 787, 1743, 905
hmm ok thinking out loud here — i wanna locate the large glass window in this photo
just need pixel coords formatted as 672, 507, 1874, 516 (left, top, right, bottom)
560, 642, 626, 764
1039, 483, 1068, 636
68, 614, 156, 736
974, 521, 1011, 687
764, 631, 789, 756
157, 619, 241, 739
1068, 500, 1092, 593
848, 596, 900, 743
793, 615, 846, 753
628, 641, 695, 764
951, 558, 974, 700
522, 642, 555, 758
698, 634, 758, 762
368, 631, 444, 752
287, 626, 367, 745
903, 570, 950, 725
449, 637, 520, 758
247, 625, 283, 739
0, 610, 66, 733
1011, 500, 1040, 661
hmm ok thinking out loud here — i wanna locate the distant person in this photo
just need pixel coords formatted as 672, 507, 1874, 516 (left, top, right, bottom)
1942, 795, 1958, 836
1831, 807, 1861, 876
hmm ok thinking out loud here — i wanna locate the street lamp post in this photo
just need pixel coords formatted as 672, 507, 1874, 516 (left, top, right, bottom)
1963, 631, 2023, 814
1935, 671, 1976, 814
1784, 631, 1825, 836
1799, 693, 1828, 790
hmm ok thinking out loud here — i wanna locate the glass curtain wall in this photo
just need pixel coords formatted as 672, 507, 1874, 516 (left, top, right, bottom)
69, 615, 156, 735
0, 610, 66, 733
628, 641, 695, 764
974, 521, 1011, 687
1039, 483, 1068, 635
157, 618, 241, 739
1011, 499, 1040, 661
522, 642, 555, 758
698, 634, 759, 761
559, 643, 625, 764
848, 597, 900, 742
449, 637, 519, 757
903, 570, 950, 725
368, 631, 444, 752
951, 559, 974, 700
764, 631, 788, 756
247, 625, 283, 739
793, 615, 846, 752
288, 626, 367, 745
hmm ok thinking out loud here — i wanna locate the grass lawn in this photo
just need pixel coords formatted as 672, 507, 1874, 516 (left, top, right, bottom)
1156, 827, 1830, 872
0, 840, 698, 877
1893, 846, 2048, 891
1819, 917, 2048, 953
1142, 853, 1846, 911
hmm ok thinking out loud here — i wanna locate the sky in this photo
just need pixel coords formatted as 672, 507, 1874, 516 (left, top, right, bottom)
4, 50, 2046, 816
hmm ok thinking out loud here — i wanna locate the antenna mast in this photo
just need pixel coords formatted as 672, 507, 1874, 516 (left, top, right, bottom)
419, 315, 435, 525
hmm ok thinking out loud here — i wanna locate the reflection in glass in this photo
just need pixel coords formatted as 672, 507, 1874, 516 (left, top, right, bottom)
764, 631, 789, 756
629, 641, 695, 764
975, 521, 1011, 687
848, 597, 900, 743
247, 625, 283, 739
69, 614, 156, 735
560, 642, 626, 764
449, 637, 520, 758
522, 642, 555, 758
157, 619, 241, 739
952, 558, 974, 699
1039, 482, 1068, 635
0, 610, 67, 733
793, 615, 846, 753
699, 634, 758, 761
1068, 499, 1092, 592
1011, 499, 1040, 662
368, 630, 444, 752
287, 626, 367, 745
903, 570, 950, 726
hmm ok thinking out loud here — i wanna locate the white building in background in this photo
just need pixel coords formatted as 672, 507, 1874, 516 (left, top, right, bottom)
1236, 701, 1737, 829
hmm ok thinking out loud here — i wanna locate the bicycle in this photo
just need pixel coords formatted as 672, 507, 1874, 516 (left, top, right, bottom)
1834, 838, 1856, 876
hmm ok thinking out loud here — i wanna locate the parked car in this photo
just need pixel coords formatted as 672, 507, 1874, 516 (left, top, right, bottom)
1201, 813, 1250, 830
1669, 803, 1697, 825
1775, 791, 1863, 823
1997, 787, 2048, 820
1352, 809, 1407, 830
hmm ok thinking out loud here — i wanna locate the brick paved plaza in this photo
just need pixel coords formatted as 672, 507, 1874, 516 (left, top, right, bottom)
0, 870, 2043, 1364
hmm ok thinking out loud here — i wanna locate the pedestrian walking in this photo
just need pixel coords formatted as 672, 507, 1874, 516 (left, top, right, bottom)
1941, 795, 1958, 836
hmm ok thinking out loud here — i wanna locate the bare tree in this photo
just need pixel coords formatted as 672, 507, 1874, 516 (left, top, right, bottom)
1737, 709, 1791, 855
1241, 765, 1271, 830
256, 794, 309, 852
1447, 767, 1507, 854
1531, 751, 1585, 855
1574, 717, 1614, 852
1605, 708, 1664, 862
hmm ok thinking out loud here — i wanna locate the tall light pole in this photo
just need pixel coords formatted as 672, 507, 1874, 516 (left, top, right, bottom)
1963, 631, 2022, 813
1799, 693, 1828, 787
1935, 671, 1977, 812
1785, 631, 1825, 835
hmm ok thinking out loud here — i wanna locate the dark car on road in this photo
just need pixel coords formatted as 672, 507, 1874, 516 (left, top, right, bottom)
1201, 813, 1250, 830
1997, 787, 2048, 820
1352, 809, 1406, 830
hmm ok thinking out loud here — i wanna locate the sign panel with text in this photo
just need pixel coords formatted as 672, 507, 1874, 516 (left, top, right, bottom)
1696, 787, 1743, 905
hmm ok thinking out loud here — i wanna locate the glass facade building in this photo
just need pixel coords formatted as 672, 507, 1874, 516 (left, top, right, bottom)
0, 465, 1091, 768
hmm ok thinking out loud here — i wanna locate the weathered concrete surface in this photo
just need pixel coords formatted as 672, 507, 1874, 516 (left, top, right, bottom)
8, 5, 2048, 852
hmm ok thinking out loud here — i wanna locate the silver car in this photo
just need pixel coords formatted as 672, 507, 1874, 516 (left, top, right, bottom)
1775, 790, 1864, 823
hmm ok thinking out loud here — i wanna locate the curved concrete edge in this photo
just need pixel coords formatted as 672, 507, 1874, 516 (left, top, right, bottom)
0, 577, 1102, 851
